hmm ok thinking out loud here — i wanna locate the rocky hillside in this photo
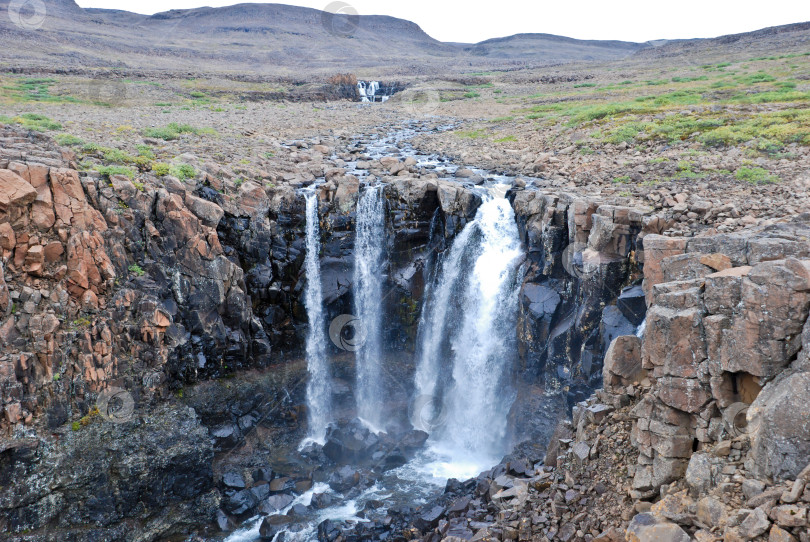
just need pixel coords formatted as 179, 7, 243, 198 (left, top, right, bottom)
0, 0, 638, 75
465, 33, 648, 61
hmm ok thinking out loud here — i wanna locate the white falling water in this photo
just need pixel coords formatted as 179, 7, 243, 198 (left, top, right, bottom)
413, 192, 524, 465
412, 225, 474, 413
353, 185, 387, 430
303, 190, 331, 444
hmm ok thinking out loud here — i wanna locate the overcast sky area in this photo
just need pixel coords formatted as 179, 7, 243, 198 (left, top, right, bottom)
75, 1, 809, 44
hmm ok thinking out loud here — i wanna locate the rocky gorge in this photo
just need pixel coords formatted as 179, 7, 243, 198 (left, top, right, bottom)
0, 103, 808, 542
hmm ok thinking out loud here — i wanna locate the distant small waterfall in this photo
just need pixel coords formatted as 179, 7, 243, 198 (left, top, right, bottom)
357, 80, 395, 103
413, 193, 524, 459
303, 190, 331, 443
353, 185, 388, 430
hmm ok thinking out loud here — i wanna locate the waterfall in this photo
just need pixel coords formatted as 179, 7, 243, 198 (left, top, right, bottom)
353, 185, 388, 430
412, 225, 474, 416
357, 80, 394, 103
413, 193, 524, 460
303, 190, 331, 444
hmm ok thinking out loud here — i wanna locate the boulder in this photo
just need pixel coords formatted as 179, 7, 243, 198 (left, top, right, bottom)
720, 259, 810, 378
768, 525, 797, 542
260, 494, 295, 514
185, 194, 224, 227
0, 169, 37, 211
750, 368, 810, 481
737, 507, 771, 539
625, 513, 691, 542
322, 418, 380, 464
334, 175, 359, 213
259, 514, 292, 540
617, 284, 647, 326
603, 335, 643, 392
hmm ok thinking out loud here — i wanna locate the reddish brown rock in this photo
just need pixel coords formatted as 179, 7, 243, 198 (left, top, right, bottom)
185, 193, 224, 227
50, 168, 107, 232
704, 266, 751, 314
643, 306, 705, 378
603, 335, 644, 393
658, 376, 711, 413
720, 259, 810, 377
43, 241, 64, 263
700, 253, 733, 272
642, 235, 688, 302
0, 262, 8, 311
4, 401, 21, 423
0, 169, 37, 212
0, 221, 15, 250
24, 244, 44, 275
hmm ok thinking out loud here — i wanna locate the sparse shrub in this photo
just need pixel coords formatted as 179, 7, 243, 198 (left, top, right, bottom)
55, 133, 84, 146
143, 123, 215, 140
132, 156, 152, 171
12, 113, 62, 131
153, 162, 170, 176
129, 264, 145, 276
136, 144, 155, 159
735, 166, 779, 184
170, 163, 196, 180
96, 165, 135, 179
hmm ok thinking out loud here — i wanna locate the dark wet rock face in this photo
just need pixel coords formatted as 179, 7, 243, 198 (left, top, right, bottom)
0, 406, 217, 540
509, 190, 646, 406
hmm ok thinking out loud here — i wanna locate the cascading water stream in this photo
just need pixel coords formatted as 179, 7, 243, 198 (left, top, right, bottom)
302, 190, 331, 444
413, 190, 524, 470
353, 185, 388, 430
412, 225, 474, 418
227, 126, 543, 542
439, 196, 523, 457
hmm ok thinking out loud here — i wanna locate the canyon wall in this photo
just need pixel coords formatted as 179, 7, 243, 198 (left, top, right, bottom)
1, 123, 808, 541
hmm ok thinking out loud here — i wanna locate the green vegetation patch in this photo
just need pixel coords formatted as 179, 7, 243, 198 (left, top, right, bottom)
143, 122, 216, 140
735, 166, 780, 184
455, 129, 487, 139
55, 133, 85, 146
170, 163, 196, 180
1, 77, 81, 104
1, 113, 62, 131
96, 165, 135, 179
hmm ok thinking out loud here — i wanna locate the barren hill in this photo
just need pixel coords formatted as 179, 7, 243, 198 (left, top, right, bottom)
0, 0, 649, 75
